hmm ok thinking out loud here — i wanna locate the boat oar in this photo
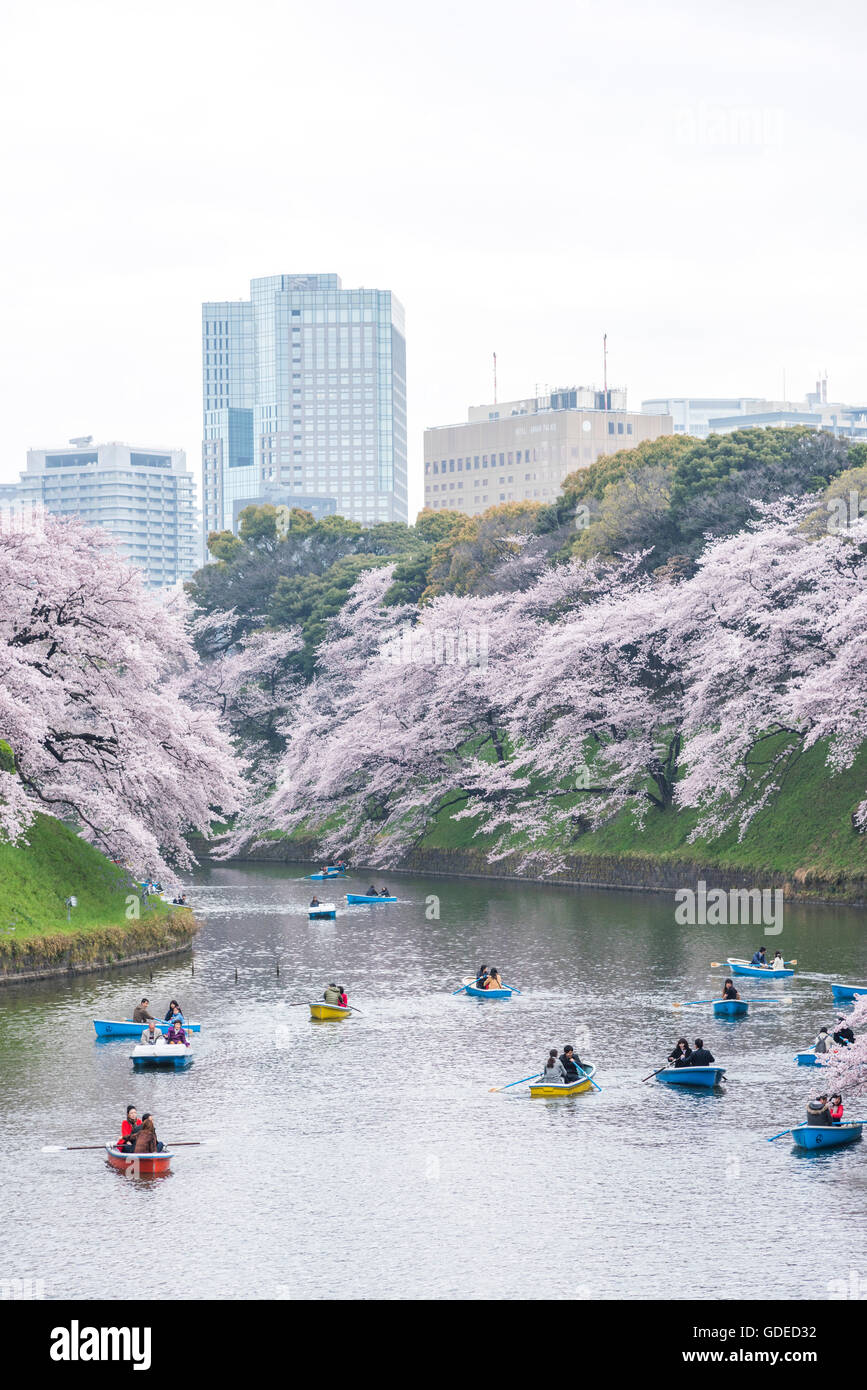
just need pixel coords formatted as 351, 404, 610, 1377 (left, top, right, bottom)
640, 1066, 668, 1083
576, 1066, 602, 1092
500, 982, 522, 994
489, 1072, 542, 1093
748, 997, 793, 1004
42, 1141, 203, 1153
673, 998, 714, 1008
452, 984, 470, 995
766, 1128, 795, 1143
348, 1006, 364, 1015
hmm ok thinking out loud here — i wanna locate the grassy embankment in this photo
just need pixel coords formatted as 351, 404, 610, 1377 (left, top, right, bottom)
0, 813, 198, 978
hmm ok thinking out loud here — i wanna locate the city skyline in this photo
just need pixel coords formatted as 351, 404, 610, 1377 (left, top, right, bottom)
2, 0, 866, 524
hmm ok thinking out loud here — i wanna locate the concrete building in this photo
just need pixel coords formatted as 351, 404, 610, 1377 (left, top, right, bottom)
201, 273, 407, 550
17, 440, 198, 588
424, 386, 672, 516
642, 379, 867, 441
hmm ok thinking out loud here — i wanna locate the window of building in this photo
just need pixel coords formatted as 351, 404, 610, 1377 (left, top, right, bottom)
608, 422, 615, 434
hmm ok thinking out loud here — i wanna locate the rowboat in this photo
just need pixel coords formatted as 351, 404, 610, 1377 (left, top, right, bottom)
831, 983, 867, 1003
309, 1001, 351, 1020
656, 1065, 726, 1087
791, 1122, 862, 1150
309, 869, 346, 880
105, 1144, 174, 1175
713, 998, 749, 1017
346, 893, 397, 904
464, 984, 513, 999
795, 1048, 820, 1066
308, 903, 336, 919
93, 1019, 201, 1038
727, 958, 794, 979
529, 1064, 596, 1097
130, 1044, 193, 1069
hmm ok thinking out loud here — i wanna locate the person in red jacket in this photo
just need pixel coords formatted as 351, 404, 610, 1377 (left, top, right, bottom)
829, 1093, 844, 1123
118, 1105, 141, 1152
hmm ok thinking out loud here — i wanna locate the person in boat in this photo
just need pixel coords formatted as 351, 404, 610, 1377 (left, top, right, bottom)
813, 1026, 832, 1054
721, 978, 740, 1000
118, 1105, 141, 1153
337, 987, 348, 1008
668, 1038, 692, 1066
540, 1049, 567, 1084
310, 895, 321, 907
485, 968, 504, 990
367, 885, 378, 897
771, 951, 786, 971
133, 1113, 164, 1153
806, 1094, 832, 1126
166, 1020, 189, 1047
322, 983, 342, 1006
829, 1093, 844, 1123
561, 1045, 587, 1081
140, 1019, 162, 1045
379, 887, 390, 896
750, 947, 768, 967
133, 998, 154, 1023
688, 1038, 715, 1066
164, 999, 184, 1023
833, 1018, 855, 1046
474, 964, 488, 987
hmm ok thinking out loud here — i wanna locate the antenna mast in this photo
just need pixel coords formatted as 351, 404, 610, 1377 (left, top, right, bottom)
603, 332, 608, 408
493, 352, 497, 405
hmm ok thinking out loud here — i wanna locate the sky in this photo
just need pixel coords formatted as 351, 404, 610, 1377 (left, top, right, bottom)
1, 0, 865, 519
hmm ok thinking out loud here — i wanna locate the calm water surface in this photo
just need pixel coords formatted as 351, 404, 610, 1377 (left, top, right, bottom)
2, 864, 866, 1301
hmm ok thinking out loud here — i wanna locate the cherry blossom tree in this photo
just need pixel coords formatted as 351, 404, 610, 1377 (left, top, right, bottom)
816, 996, 867, 1101
0, 516, 244, 881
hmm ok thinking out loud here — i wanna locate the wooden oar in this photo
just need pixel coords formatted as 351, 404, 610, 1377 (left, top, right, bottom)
489, 1072, 542, 1093
42, 1141, 203, 1153
575, 1066, 602, 1092
640, 1066, 669, 1082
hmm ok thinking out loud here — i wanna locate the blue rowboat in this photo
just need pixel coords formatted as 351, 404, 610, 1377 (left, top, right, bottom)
656, 1066, 726, 1087
727, 958, 794, 979
309, 869, 345, 880
464, 984, 513, 1000
345, 893, 397, 904
831, 983, 867, 1002
713, 998, 748, 1017
795, 1049, 820, 1066
93, 1019, 202, 1038
791, 1122, 862, 1150
130, 1046, 193, 1069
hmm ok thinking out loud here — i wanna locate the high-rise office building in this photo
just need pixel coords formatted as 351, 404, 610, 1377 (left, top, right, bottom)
17, 440, 198, 588
201, 274, 407, 546
642, 379, 867, 441
424, 386, 672, 517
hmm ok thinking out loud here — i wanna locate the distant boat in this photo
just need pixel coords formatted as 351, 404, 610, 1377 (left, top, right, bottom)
309, 1001, 351, 1021
727, 958, 794, 979
308, 903, 337, 920
130, 1044, 193, 1069
795, 1048, 820, 1066
309, 868, 346, 880
529, 1065, 596, 1097
831, 983, 867, 1002
346, 893, 396, 904
655, 1066, 726, 1088
713, 998, 749, 1017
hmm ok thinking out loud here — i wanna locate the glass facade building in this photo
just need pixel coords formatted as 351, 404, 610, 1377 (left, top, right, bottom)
201, 273, 407, 548
17, 441, 198, 588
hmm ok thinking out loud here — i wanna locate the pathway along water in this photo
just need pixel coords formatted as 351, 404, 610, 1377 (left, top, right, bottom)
2, 862, 865, 1300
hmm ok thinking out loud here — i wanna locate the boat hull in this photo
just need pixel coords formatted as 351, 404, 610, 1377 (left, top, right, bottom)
713, 999, 748, 1017
656, 1066, 726, 1087
309, 1002, 351, 1020
346, 894, 397, 904
795, 1050, 820, 1066
464, 985, 512, 999
130, 1046, 193, 1068
309, 871, 345, 880
308, 908, 336, 919
831, 983, 867, 1002
93, 1019, 201, 1037
529, 1065, 596, 1096
105, 1144, 174, 1174
791, 1123, 862, 1150
728, 959, 794, 979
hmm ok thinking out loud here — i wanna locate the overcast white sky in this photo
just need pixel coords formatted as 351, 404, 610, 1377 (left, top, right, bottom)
1, 0, 865, 518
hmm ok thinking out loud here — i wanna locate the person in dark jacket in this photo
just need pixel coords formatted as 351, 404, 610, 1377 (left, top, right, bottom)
688, 1038, 715, 1066
721, 979, 740, 1000
133, 1114, 159, 1153
164, 999, 184, 1022
561, 1045, 587, 1081
132, 998, 154, 1023
806, 1095, 832, 1126
833, 1018, 855, 1046
668, 1038, 692, 1066
750, 947, 767, 967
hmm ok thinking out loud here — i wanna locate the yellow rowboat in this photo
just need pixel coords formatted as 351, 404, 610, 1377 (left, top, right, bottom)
528, 1064, 596, 1097
309, 1002, 351, 1021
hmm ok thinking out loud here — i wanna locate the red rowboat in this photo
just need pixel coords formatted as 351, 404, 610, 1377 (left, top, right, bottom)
104, 1144, 174, 1175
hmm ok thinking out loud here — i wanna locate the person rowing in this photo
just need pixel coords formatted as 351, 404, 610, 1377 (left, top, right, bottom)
561, 1045, 587, 1081
806, 1094, 832, 1126
668, 1038, 692, 1067
540, 1049, 567, 1084
750, 947, 768, 967
367, 885, 378, 897
378, 887, 390, 896
118, 1105, 141, 1153
833, 1017, 855, 1046
474, 964, 489, 988
813, 1026, 832, 1054
133, 997, 154, 1023
322, 983, 342, 1006
721, 978, 740, 1000
485, 968, 504, 991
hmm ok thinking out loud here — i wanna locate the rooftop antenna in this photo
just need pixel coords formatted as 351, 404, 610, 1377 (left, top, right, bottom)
603, 332, 608, 409
492, 352, 497, 405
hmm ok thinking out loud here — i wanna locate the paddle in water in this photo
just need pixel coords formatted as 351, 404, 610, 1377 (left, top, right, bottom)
489, 1072, 542, 1093
42, 1141, 203, 1153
